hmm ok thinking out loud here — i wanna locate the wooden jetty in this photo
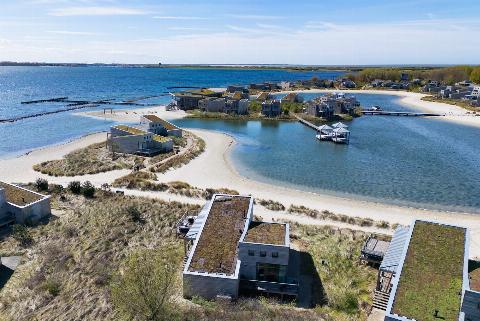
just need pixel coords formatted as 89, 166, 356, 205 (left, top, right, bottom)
294, 115, 320, 131
361, 110, 443, 117
21, 97, 68, 104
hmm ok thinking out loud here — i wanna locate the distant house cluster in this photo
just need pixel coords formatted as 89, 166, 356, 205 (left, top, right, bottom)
423, 80, 480, 106
305, 93, 360, 118
361, 219, 480, 321
0, 181, 51, 227
179, 194, 297, 301
107, 114, 181, 156
174, 88, 249, 115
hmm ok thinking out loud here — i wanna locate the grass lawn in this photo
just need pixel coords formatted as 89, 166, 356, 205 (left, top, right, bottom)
392, 221, 466, 321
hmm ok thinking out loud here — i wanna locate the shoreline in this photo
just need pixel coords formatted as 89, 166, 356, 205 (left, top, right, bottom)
1, 90, 480, 256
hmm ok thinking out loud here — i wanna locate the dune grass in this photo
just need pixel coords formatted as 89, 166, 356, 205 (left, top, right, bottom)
33, 142, 142, 176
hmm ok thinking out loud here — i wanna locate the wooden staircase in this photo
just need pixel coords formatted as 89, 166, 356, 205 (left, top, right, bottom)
373, 290, 390, 310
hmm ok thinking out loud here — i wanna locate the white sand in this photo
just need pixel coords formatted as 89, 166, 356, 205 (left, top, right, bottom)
0, 132, 130, 186
2, 90, 480, 256
75, 104, 186, 123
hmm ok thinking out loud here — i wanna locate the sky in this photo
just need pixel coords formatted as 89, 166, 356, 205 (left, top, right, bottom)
0, 0, 479, 65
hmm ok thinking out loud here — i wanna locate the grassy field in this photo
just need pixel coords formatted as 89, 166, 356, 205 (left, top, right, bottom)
392, 221, 465, 321
0, 185, 379, 321
33, 142, 142, 176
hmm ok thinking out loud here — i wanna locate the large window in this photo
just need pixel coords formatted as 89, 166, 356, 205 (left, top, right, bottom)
256, 263, 287, 283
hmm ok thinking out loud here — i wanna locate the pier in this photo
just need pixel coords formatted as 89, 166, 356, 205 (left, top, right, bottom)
361, 110, 443, 117
294, 115, 320, 131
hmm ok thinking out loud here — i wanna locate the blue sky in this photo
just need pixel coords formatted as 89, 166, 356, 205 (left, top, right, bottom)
0, 0, 479, 64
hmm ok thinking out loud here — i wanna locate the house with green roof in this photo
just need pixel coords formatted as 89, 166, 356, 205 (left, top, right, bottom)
382, 220, 479, 321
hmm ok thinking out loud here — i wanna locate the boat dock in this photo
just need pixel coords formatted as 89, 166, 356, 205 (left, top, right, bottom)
294, 115, 320, 131
361, 110, 443, 117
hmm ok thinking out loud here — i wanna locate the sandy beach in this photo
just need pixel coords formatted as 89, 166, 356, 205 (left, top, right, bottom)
2, 90, 480, 257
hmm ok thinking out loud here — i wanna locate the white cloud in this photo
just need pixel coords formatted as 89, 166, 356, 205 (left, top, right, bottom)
168, 27, 210, 31
153, 16, 207, 20
49, 6, 149, 16
227, 14, 284, 20
47, 30, 103, 35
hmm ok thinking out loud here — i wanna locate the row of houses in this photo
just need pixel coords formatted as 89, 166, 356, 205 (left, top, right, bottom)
361, 220, 480, 321
305, 93, 360, 118
198, 97, 249, 114
422, 80, 480, 106
0, 181, 51, 227
370, 79, 414, 90
107, 114, 182, 156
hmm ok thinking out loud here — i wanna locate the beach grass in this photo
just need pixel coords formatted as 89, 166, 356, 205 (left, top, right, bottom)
32, 142, 141, 176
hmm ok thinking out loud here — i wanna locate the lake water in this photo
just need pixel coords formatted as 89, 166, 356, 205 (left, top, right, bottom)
1, 67, 479, 213
173, 93, 480, 213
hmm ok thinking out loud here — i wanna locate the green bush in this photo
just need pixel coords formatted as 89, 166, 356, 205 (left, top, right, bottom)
41, 279, 61, 296
68, 181, 81, 194
81, 181, 95, 198
34, 178, 49, 191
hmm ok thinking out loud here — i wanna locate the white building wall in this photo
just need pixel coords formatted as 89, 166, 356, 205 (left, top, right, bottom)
5, 197, 51, 225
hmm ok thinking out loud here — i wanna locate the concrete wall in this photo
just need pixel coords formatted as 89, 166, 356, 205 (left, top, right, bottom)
6, 197, 51, 225
183, 273, 239, 300
0, 188, 6, 221
152, 139, 174, 152
110, 134, 149, 154
238, 242, 289, 280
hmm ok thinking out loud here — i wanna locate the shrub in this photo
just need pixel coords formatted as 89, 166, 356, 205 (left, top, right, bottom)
68, 181, 82, 194
81, 181, 95, 198
12, 224, 33, 246
126, 205, 143, 223
111, 245, 182, 321
34, 178, 49, 191
41, 279, 61, 296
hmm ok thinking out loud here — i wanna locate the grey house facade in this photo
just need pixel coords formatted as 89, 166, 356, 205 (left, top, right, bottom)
182, 194, 295, 300
108, 125, 173, 156
0, 182, 51, 226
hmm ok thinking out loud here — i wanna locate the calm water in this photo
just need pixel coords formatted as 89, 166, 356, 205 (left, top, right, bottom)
173, 93, 480, 213
0, 66, 337, 156
1, 67, 479, 213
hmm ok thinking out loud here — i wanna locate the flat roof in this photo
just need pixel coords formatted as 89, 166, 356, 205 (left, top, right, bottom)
244, 222, 286, 246
391, 221, 466, 321
143, 114, 178, 130
113, 125, 146, 135
188, 196, 251, 275
0, 182, 45, 206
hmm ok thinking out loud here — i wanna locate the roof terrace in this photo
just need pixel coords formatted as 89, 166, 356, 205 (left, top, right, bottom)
391, 221, 466, 321
113, 125, 146, 135
244, 222, 286, 246
188, 195, 251, 275
0, 182, 45, 206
